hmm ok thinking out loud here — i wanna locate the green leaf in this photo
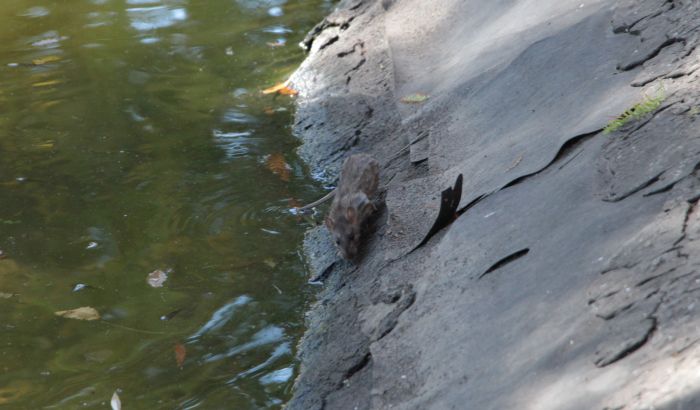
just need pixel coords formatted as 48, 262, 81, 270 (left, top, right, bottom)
400, 93, 429, 104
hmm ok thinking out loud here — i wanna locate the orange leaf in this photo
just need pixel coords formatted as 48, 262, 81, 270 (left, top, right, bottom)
174, 343, 186, 368
262, 80, 298, 96
266, 153, 291, 182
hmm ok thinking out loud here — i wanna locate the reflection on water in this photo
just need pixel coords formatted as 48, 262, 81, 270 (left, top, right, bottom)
0, 0, 332, 408
128, 2, 188, 32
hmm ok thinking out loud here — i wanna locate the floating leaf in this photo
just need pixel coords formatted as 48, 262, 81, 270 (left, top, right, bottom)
147, 269, 170, 288
32, 141, 54, 149
32, 55, 61, 65
110, 390, 121, 410
265, 153, 291, 181
55, 306, 100, 321
262, 80, 298, 96
174, 343, 186, 368
37, 100, 61, 110
0, 292, 13, 299
400, 93, 429, 104
266, 39, 286, 48
32, 79, 61, 87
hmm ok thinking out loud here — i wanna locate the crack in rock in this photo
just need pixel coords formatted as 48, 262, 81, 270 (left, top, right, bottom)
594, 317, 657, 367
479, 248, 530, 279
300, 11, 356, 51
373, 287, 416, 341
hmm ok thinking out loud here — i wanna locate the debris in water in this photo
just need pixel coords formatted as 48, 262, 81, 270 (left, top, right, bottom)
147, 269, 171, 288
31, 55, 61, 65
174, 343, 186, 368
110, 390, 121, 410
54, 306, 100, 321
72, 283, 88, 292
160, 308, 182, 321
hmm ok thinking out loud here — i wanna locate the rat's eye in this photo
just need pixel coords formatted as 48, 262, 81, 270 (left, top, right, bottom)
335, 239, 340, 245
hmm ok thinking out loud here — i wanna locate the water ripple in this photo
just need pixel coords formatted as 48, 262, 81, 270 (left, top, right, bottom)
127, 5, 188, 31
188, 295, 252, 340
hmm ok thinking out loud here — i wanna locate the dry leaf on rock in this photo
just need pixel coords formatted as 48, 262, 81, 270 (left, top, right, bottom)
400, 93, 429, 104
147, 269, 170, 288
54, 306, 100, 321
174, 343, 186, 368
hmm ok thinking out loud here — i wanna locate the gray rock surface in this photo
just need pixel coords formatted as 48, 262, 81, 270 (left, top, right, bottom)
288, 0, 700, 408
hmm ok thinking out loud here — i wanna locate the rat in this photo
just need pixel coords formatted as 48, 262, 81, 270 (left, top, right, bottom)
325, 153, 380, 260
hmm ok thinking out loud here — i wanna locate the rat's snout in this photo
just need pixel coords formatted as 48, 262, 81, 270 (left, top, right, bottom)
341, 239, 360, 261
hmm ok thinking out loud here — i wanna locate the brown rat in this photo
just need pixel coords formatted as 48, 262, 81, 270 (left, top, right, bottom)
325, 153, 380, 260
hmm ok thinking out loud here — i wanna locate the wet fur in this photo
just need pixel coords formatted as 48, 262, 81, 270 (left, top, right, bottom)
325, 154, 380, 260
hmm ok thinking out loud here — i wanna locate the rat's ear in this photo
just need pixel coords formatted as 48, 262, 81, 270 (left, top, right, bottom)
345, 206, 357, 223
351, 192, 369, 209
325, 215, 334, 229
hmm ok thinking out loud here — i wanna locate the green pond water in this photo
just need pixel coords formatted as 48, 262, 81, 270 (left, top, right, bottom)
0, 0, 330, 408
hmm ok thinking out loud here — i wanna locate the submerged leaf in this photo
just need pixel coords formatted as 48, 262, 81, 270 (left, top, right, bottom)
32, 55, 61, 65
147, 269, 170, 288
266, 39, 286, 48
32, 141, 54, 149
110, 390, 121, 410
400, 93, 429, 104
265, 153, 291, 181
262, 80, 298, 96
174, 343, 186, 368
55, 306, 100, 321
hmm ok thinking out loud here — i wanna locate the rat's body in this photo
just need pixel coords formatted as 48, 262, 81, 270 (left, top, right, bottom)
325, 153, 380, 260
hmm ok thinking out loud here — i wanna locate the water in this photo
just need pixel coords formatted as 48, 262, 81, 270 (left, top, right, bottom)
0, 0, 331, 407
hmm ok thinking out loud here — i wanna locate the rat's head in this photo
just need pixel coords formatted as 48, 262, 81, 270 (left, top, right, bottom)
325, 192, 372, 260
